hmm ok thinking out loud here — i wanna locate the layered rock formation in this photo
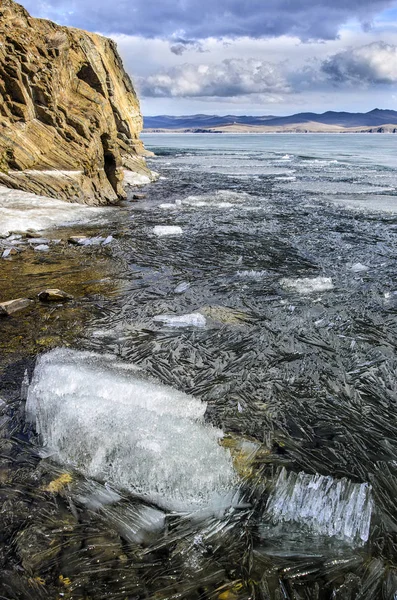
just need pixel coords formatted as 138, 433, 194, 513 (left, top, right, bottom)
0, 0, 152, 204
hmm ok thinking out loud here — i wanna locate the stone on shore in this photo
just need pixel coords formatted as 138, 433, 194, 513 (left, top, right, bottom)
0, 298, 33, 316
38, 289, 73, 302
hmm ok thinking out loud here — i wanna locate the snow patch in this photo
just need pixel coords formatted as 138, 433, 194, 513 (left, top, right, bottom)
0, 185, 107, 237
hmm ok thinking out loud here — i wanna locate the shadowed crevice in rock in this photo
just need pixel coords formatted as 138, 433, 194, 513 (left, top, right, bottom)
76, 62, 106, 97
101, 133, 120, 197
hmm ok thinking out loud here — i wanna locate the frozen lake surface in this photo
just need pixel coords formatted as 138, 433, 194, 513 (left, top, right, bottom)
1, 134, 397, 598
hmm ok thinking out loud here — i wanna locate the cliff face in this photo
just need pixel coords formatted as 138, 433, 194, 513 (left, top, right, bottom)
0, 0, 152, 205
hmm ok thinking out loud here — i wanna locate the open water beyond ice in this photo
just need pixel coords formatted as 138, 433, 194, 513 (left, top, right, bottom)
1, 134, 397, 599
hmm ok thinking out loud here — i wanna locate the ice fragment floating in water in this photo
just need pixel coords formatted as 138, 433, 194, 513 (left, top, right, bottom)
350, 262, 369, 273
280, 276, 334, 294
174, 281, 190, 294
153, 313, 206, 328
265, 468, 373, 545
26, 349, 236, 511
237, 270, 268, 279
153, 225, 183, 236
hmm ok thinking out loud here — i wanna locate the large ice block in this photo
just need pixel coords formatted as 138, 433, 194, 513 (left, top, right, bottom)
26, 349, 237, 511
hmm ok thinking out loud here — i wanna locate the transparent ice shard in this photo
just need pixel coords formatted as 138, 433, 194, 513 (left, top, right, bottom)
264, 468, 373, 546
104, 503, 166, 544
26, 348, 236, 512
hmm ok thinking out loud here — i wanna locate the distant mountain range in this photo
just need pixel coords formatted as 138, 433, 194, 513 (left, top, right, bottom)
143, 109, 397, 133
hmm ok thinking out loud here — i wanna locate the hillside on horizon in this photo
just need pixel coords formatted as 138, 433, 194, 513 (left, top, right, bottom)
143, 109, 397, 133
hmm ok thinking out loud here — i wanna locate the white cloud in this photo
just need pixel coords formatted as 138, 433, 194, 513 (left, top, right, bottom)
322, 41, 397, 84
110, 30, 397, 114
137, 58, 290, 98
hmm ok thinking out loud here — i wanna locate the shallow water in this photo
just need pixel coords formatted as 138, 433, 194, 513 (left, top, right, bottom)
1, 134, 397, 599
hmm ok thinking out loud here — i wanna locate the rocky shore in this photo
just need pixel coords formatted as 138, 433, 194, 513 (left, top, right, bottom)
0, 0, 153, 205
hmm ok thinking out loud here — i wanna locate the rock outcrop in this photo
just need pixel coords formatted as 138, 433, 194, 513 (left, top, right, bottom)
0, 0, 152, 205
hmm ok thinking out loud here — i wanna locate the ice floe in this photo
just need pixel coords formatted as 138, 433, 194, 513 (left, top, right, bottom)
174, 281, 190, 294
182, 190, 251, 208
0, 185, 108, 237
350, 262, 369, 273
153, 225, 183, 236
237, 270, 269, 279
263, 468, 373, 546
153, 313, 206, 328
26, 348, 237, 512
123, 170, 152, 186
159, 203, 177, 209
280, 276, 334, 294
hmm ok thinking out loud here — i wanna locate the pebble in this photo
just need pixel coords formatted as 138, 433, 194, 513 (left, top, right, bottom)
132, 193, 146, 200
34, 244, 50, 252
38, 289, 74, 302
0, 298, 33, 316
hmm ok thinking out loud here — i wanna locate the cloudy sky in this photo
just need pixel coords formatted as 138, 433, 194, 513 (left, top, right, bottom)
21, 0, 397, 115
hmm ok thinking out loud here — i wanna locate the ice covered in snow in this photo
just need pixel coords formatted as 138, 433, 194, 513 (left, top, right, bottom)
153, 225, 183, 236
280, 276, 334, 294
123, 170, 152, 186
182, 190, 251, 208
159, 203, 177, 209
0, 185, 108, 237
153, 313, 206, 328
26, 349, 236, 511
264, 468, 373, 545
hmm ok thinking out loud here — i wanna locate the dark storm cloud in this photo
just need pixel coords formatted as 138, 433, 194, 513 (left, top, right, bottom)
322, 42, 397, 84
169, 39, 205, 55
23, 0, 395, 40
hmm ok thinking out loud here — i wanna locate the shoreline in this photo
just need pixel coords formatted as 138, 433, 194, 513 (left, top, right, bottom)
143, 130, 397, 135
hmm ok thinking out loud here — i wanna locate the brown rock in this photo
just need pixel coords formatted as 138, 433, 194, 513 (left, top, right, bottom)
38, 289, 73, 302
132, 193, 147, 200
0, 0, 153, 205
0, 297, 33, 315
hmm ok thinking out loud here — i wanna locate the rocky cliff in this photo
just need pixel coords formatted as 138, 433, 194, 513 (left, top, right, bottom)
0, 0, 152, 205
